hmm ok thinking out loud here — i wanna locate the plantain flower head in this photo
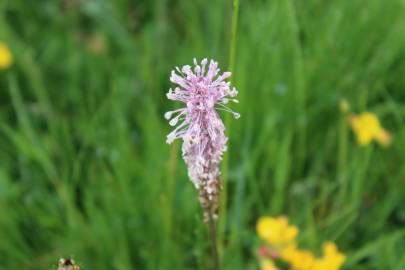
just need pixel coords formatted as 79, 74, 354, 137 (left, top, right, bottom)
165, 58, 239, 220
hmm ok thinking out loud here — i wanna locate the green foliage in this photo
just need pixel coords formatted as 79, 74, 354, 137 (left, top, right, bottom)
0, 0, 404, 269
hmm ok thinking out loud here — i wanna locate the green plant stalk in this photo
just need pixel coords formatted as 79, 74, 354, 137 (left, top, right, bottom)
162, 143, 179, 266
286, 0, 306, 175
228, 0, 239, 75
220, 0, 240, 255
337, 112, 348, 203
352, 146, 372, 205
208, 217, 220, 270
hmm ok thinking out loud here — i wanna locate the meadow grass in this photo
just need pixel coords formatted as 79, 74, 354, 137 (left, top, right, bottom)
0, 0, 404, 269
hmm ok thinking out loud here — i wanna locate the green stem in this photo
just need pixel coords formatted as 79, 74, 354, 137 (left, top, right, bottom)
208, 218, 220, 270
228, 0, 240, 75
337, 112, 348, 205
220, 0, 240, 252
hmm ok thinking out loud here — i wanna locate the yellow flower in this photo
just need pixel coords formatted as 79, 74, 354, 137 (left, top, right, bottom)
282, 247, 315, 270
280, 243, 299, 262
350, 112, 391, 146
296, 250, 316, 270
256, 216, 298, 246
260, 259, 279, 270
256, 216, 345, 270
313, 242, 346, 270
0, 42, 13, 69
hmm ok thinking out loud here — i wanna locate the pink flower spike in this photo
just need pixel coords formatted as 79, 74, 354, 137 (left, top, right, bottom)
165, 58, 239, 221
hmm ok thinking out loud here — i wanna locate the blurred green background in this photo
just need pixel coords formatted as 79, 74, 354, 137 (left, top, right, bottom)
1, 0, 405, 269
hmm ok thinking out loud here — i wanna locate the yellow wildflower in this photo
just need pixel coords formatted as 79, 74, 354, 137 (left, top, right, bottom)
350, 112, 391, 146
314, 242, 346, 270
260, 259, 279, 270
295, 249, 316, 270
0, 42, 13, 69
256, 216, 298, 246
281, 246, 315, 270
256, 216, 346, 270
280, 243, 299, 262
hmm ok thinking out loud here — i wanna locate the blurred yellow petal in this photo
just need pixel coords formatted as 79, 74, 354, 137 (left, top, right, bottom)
257, 217, 275, 240
276, 216, 289, 227
350, 112, 390, 147
323, 242, 338, 255
284, 225, 299, 242
0, 42, 13, 69
318, 242, 346, 270
260, 259, 279, 270
280, 243, 298, 262
289, 249, 315, 270
257, 216, 300, 246
356, 128, 374, 145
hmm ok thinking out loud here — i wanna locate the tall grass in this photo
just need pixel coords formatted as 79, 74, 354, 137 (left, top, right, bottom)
0, 0, 404, 269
